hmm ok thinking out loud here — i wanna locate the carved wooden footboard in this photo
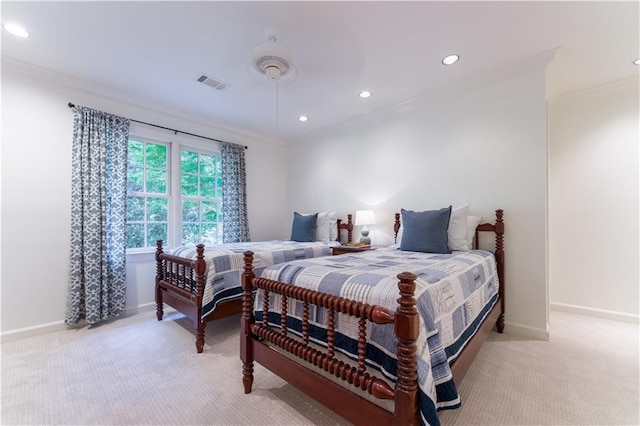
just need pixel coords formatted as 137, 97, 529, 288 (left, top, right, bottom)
241, 252, 421, 425
155, 215, 355, 353
155, 242, 209, 352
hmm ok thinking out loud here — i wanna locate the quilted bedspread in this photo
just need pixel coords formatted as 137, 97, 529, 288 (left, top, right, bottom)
170, 240, 339, 319
257, 247, 500, 426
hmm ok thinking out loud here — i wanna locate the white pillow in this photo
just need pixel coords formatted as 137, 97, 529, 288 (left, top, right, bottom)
396, 205, 470, 251
299, 211, 332, 241
466, 215, 483, 249
448, 204, 470, 251
316, 211, 332, 241
328, 212, 338, 241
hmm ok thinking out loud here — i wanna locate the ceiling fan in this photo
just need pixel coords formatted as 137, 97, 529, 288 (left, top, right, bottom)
250, 26, 299, 124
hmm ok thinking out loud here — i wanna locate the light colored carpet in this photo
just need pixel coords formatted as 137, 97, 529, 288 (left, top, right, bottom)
1, 310, 638, 425
439, 312, 639, 425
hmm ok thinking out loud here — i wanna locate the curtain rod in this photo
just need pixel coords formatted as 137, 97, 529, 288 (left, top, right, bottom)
67, 102, 247, 149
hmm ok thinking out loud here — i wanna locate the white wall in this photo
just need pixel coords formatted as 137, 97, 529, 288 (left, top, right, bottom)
1, 59, 288, 335
549, 78, 639, 321
287, 67, 550, 338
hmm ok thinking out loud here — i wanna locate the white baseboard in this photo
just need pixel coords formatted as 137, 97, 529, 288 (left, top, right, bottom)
503, 321, 550, 341
1, 320, 69, 344
550, 302, 640, 325
12, 302, 632, 344
125, 302, 157, 316
1, 302, 158, 344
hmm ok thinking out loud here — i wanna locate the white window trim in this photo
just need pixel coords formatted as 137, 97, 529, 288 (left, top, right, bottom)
126, 130, 221, 256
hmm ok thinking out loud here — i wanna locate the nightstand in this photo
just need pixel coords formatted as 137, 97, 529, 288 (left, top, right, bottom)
331, 245, 375, 256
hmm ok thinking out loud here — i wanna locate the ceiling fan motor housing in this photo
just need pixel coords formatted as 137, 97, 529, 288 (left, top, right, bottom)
251, 42, 298, 85
259, 56, 289, 81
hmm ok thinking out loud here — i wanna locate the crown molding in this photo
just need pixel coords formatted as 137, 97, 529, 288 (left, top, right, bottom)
398, 47, 559, 112
549, 76, 639, 106
1, 56, 286, 147
290, 49, 558, 144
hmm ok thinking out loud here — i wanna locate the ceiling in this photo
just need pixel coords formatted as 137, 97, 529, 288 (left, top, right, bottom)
2, 1, 638, 141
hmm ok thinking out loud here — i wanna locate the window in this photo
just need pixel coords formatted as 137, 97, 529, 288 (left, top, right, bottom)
126, 138, 222, 250
180, 150, 223, 245
126, 140, 168, 249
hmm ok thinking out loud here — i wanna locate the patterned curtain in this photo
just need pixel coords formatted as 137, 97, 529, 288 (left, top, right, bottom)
221, 142, 250, 242
65, 106, 130, 325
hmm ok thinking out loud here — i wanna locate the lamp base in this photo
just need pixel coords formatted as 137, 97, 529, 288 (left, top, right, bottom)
359, 229, 371, 245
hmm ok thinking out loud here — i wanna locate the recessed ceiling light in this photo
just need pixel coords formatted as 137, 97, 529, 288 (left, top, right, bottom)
298, 115, 308, 122
359, 91, 372, 98
634, 58, 640, 65
442, 54, 460, 65
3, 23, 29, 38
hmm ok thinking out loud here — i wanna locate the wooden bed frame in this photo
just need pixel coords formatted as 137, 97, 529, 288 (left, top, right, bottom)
240, 209, 504, 425
154, 215, 354, 353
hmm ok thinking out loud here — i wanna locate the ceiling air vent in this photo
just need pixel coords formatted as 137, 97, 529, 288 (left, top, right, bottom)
196, 74, 230, 91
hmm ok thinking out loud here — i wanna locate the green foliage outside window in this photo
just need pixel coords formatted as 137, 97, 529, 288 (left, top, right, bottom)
126, 140, 222, 249
180, 150, 222, 245
126, 140, 168, 249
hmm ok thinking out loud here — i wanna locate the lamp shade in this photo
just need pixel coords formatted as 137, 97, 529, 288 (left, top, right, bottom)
355, 210, 375, 226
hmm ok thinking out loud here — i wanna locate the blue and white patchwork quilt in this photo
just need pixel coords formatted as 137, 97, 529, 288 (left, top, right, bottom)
257, 247, 499, 426
170, 240, 339, 319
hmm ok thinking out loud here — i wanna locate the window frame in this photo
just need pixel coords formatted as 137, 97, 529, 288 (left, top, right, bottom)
126, 135, 171, 254
175, 145, 224, 247
126, 130, 222, 254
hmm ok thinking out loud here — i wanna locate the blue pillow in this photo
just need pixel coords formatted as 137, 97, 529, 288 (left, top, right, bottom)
290, 212, 318, 242
399, 206, 452, 253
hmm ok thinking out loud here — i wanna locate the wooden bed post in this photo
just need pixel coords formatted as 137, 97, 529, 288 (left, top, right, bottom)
393, 272, 420, 426
195, 244, 206, 353
337, 214, 354, 243
394, 213, 401, 243
346, 213, 353, 243
241, 251, 256, 394
155, 240, 164, 321
494, 209, 505, 333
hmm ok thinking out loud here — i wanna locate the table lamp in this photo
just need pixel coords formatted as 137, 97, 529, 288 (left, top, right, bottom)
355, 210, 375, 245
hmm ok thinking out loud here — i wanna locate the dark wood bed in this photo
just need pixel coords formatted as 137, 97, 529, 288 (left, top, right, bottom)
154, 215, 354, 353
240, 209, 504, 424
